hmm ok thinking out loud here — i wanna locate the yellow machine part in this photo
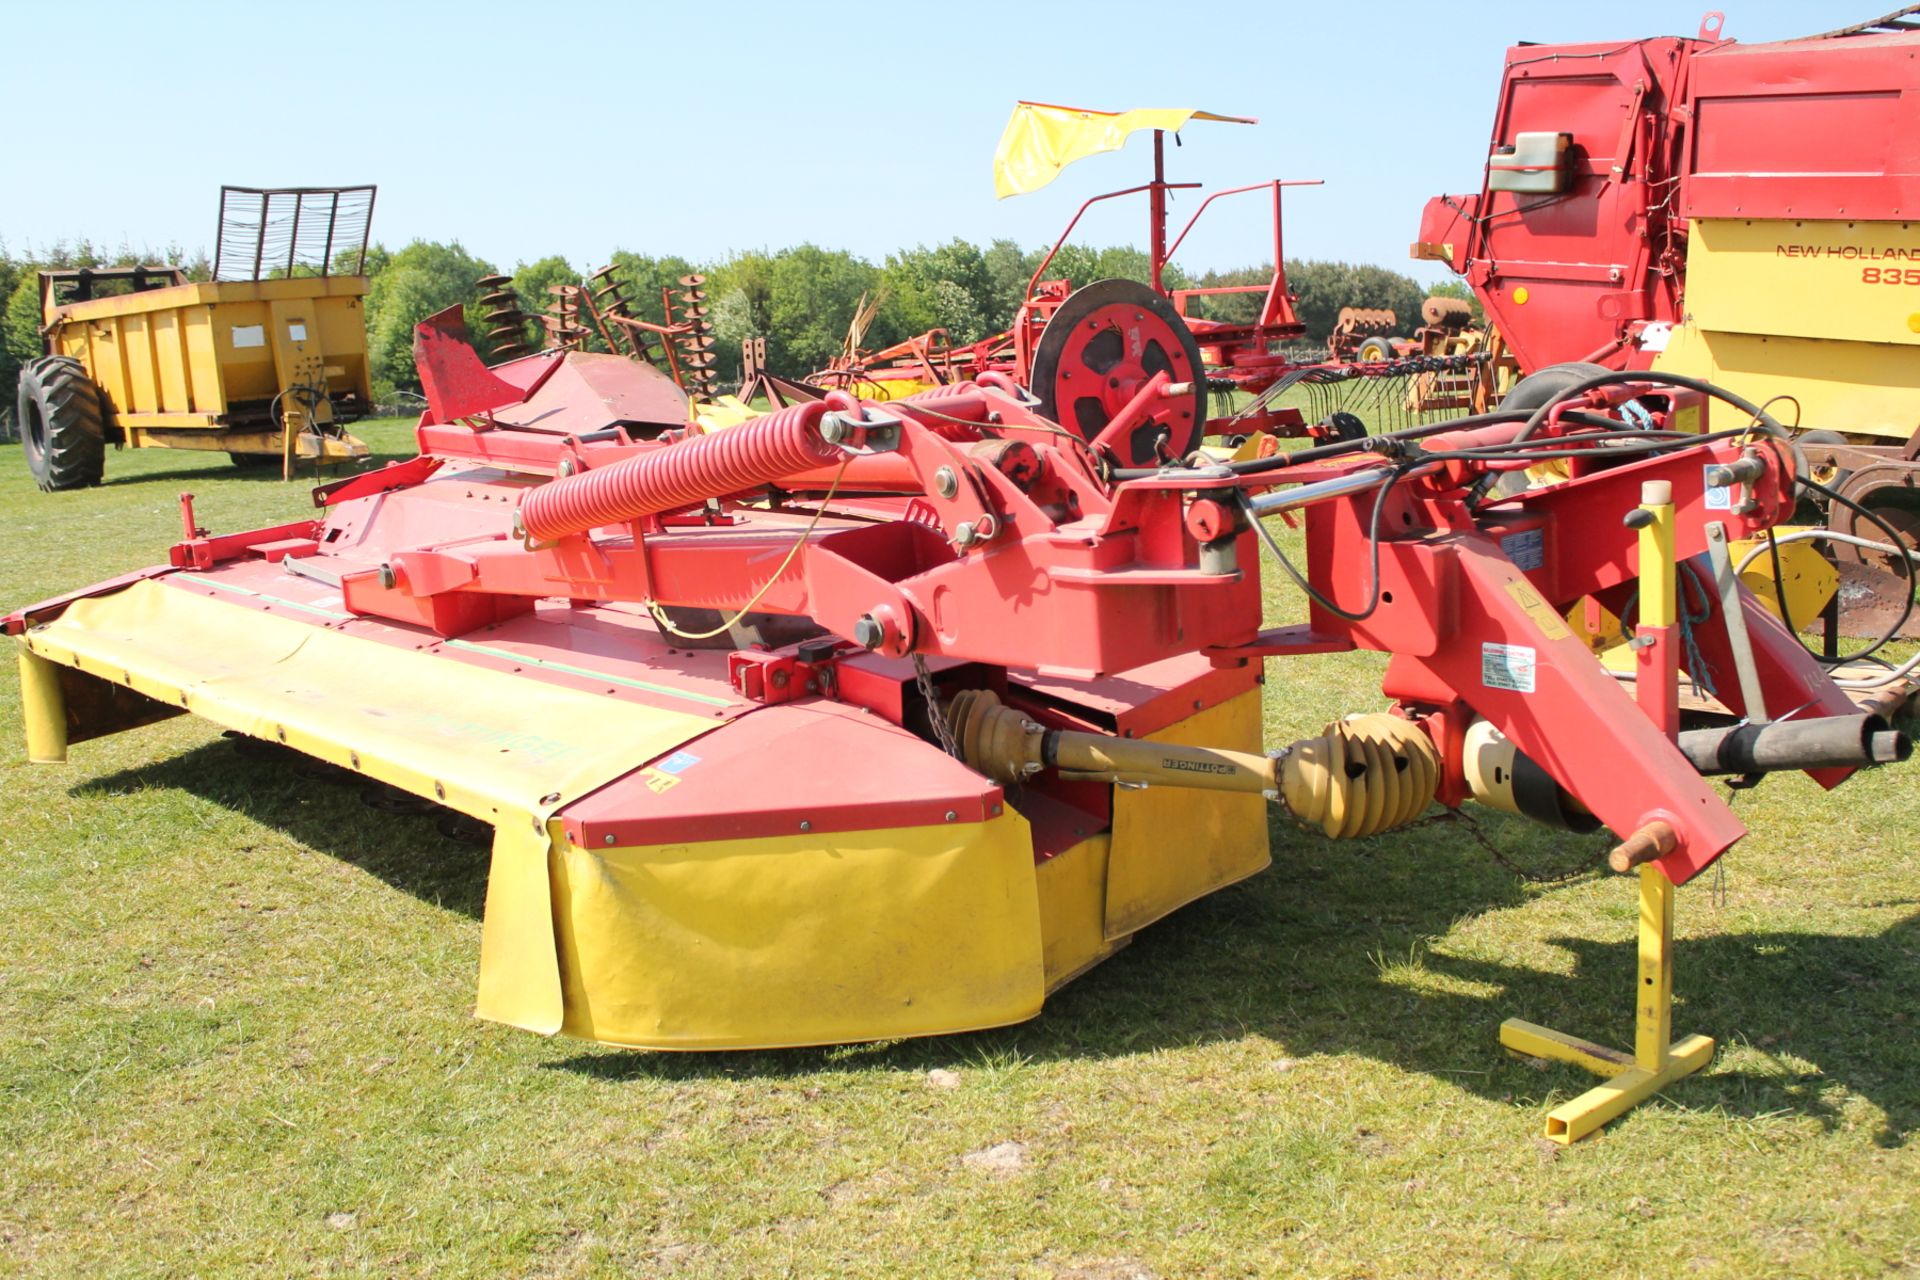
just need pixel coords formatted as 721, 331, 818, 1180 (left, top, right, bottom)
17, 581, 1272, 1050
1106, 690, 1271, 938
1564, 530, 1837, 666
46, 275, 373, 435
828, 376, 941, 403
549, 688, 1271, 1048
1654, 218, 1920, 441
690, 394, 760, 432
549, 814, 1048, 1049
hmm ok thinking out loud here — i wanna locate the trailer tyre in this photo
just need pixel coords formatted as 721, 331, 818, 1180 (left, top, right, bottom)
17, 355, 106, 491
1500, 360, 1615, 413
1487, 361, 1616, 496
1356, 336, 1396, 363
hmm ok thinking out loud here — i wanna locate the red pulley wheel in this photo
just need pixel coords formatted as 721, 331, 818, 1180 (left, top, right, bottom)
1029, 278, 1207, 467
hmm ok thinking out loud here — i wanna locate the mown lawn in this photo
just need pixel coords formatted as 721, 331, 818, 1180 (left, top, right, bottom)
1, 421, 1916, 1278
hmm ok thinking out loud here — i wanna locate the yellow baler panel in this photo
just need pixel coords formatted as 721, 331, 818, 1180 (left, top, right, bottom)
1655, 324, 1920, 440
1684, 218, 1920, 348
1655, 218, 1920, 441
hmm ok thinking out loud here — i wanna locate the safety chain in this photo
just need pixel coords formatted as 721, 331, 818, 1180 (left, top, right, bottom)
1269, 794, 1607, 885
1417, 807, 1608, 885
913, 653, 962, 758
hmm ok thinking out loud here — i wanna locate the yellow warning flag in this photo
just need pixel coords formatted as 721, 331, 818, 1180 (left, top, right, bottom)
993, 102, 1256, 199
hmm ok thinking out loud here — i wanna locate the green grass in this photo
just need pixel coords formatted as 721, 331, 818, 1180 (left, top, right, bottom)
2, 424, 1917, 1278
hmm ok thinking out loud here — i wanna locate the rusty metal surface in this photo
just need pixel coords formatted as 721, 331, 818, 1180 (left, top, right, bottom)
1830, 560, 1920, 640
1331, 307, 1397, 340
674, 275, 720, 402
1420, 296, 1474, 329
477, 274, 535, 361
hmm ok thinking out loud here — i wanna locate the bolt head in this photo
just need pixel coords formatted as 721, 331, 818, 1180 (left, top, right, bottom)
934, 466, 958, 499
853, 615, 885, 649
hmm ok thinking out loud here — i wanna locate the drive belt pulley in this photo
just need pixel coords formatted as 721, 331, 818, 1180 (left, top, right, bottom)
1030, 278, 1208, 467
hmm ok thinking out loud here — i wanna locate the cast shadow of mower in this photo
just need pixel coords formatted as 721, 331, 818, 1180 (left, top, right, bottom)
73, 735, 492, 919
553, 809, 1920, 1148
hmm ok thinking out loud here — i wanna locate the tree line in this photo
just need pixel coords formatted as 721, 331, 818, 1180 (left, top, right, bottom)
3, 237, 1471, 406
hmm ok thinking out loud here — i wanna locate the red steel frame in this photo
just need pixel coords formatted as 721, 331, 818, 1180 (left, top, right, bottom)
8, 316, 1874, 891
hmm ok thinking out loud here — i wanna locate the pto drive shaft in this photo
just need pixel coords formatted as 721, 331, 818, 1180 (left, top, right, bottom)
946, 689, 1440, 839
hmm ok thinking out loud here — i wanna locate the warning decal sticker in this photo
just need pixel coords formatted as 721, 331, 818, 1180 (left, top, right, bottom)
1482, 642, 1537, 693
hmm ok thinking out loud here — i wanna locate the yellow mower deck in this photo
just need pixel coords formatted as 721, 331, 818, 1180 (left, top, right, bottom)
16, 572, 1268, 1049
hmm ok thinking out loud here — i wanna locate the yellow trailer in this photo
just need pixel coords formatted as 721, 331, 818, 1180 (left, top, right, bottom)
17, 186, 377, 490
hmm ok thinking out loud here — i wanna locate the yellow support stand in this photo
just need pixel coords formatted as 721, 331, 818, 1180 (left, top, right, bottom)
1498, 479, 1714, 1143
1500, 867, 1715, 1143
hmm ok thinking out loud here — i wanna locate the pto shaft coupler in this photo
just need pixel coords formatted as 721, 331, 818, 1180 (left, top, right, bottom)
946, 690, 1440, 838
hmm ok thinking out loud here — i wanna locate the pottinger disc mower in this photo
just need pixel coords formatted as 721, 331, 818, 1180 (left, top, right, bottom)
808, 103, 1491, 464
10, 305, 1910, 1139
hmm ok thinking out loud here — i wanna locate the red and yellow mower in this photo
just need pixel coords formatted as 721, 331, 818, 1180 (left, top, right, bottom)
11, 307, 1907, 1139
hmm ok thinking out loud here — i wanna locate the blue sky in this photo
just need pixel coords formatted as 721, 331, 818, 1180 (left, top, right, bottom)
0, 0, 1879, 283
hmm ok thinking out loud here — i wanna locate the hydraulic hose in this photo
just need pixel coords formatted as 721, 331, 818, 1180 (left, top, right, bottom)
517, 401, 842, 541
1510, 368, 1793, 444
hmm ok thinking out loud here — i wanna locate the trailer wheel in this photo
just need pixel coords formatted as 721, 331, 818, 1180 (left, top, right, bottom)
1356, 335, 1396, 363
1794, 429, 1851, 494
1500, 360, 1615, 414
1485, 361, 1616, 496
17, 355, 106, 491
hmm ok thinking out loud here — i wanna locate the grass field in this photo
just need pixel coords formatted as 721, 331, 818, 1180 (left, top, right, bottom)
2, 421, 1916, 1278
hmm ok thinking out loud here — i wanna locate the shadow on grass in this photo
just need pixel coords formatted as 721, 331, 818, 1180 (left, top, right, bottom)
75, 741, 1920, 1145
72, 738, 490, 919
550, 823, 1920, 1148
103, 460, 413, 488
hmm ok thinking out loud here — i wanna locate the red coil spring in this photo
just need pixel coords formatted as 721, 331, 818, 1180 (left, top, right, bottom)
518, 401, 839, 540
